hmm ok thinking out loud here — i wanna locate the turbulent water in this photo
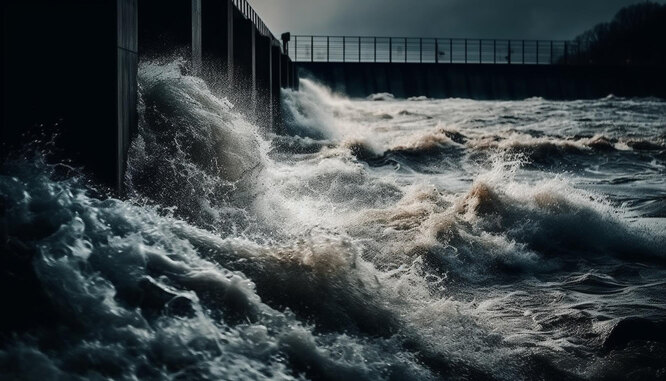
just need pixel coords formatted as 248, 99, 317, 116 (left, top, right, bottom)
2, 61, 666, 380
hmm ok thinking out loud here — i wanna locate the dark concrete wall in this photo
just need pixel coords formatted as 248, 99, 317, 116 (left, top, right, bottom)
255, 34, 272, 128
231, 9, 256, 111
2, 0, 296, 192
2, 0, 138, 192
117, 0, 139, 189
297, 62, 666, 100
281, 55, 291, 89
271, 44, 283, 131
191, 0, 202, 75
139, 0, 201, 74
201, 0, 233, 92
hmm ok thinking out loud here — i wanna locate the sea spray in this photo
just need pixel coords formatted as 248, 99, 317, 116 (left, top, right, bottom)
2, 69, 666, 380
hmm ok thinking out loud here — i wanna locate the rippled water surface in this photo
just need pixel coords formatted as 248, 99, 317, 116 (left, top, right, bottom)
1, 63, 665, 380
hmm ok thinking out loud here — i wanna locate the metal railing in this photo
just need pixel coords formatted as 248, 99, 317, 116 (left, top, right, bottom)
232, 0, 275, 40
289, 36, 584, 65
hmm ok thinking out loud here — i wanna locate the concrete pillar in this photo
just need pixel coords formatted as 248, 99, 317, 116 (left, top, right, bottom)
281, 55, 291, 88
201, 0, 234, 91
191, 0, 202, 76
268, 42, 274, 128
251, 26, 257, 110
271, 44, 282, 131
138, 0, 201, 74
232, 9, 256, 112
2, 0, 138, 193
226, 0, 234, 86
255, 33, 272, 128
292, 60, 299, 90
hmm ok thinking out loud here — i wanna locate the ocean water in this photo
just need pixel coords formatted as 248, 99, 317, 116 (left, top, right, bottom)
1, 61, 665, 380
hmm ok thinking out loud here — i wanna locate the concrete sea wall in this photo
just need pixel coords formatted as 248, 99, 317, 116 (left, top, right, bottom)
2, 0, 297, 192
297, 62, 666, 100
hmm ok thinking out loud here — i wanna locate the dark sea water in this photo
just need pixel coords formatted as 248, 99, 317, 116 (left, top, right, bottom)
1, 61, 665, 380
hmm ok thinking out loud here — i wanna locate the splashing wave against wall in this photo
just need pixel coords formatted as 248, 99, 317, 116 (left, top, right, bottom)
1, 67, 665, 380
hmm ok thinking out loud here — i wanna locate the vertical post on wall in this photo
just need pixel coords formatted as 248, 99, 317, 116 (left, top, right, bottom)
389, 38, 392, 62
449, 39, 452, 63
343, 36, 346, 61
435, 39, 439, 63
404, 37, 407, 62
118, 0, 138, 193
250, 25, 256, 112
226, 0, 234, 88
270, 43, 280, 130
522, 40, 525, 64
294, 36, 298, 61
479, 39, 482, 63
310, 35, 313, 62
550, 40, 553, 64
268, 38, 273, 128
419, 38, 422, 63
493, 39, 496, 64
564, 41, 568, 64
374, 37, 377, 62
327, 36, 329, 62
191, 0, 202, 75
536, 41, 539, 64
358, 36, 361, 62
464, 39, 467, 63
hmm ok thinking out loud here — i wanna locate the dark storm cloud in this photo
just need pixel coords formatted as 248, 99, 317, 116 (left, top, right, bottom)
251, 0, 665, 39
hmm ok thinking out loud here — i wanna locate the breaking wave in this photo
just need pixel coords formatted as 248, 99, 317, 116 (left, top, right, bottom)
2, 71, 666, 380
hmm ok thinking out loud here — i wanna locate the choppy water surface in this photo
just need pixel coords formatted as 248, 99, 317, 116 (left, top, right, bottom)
1, 63, 665, 380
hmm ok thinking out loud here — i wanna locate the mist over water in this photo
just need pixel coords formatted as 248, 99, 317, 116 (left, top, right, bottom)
1, 62, 665, 380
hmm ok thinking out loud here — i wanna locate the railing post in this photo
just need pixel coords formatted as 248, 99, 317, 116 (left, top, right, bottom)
435, 39, 439, 64
536, 40, 539, 64
295, 36, 298, 61
389, 38, 392, 62
522, 40, 525, 64
327, 36, 329, 62
449, 39, 452, 63
358, 36, 361, 62
343, 36, 346, 62
310, 35, 313, 62
479, 39, 482, 64
508, 40, 511, 64
464, 39, 467, 63
564, 41, 568, 64
419, 38, 423, 63
404, 37, 407, 62
493, 39, 496, 64
550, 40, 553, 64
374, 37, 376, 62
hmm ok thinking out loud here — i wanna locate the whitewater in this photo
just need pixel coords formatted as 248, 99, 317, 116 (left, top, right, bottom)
1, 61, 665, 380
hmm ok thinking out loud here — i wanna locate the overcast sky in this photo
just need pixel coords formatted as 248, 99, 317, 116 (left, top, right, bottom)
250, 0, 664, 40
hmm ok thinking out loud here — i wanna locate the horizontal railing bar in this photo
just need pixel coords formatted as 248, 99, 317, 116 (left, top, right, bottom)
291, 35, 573, 43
